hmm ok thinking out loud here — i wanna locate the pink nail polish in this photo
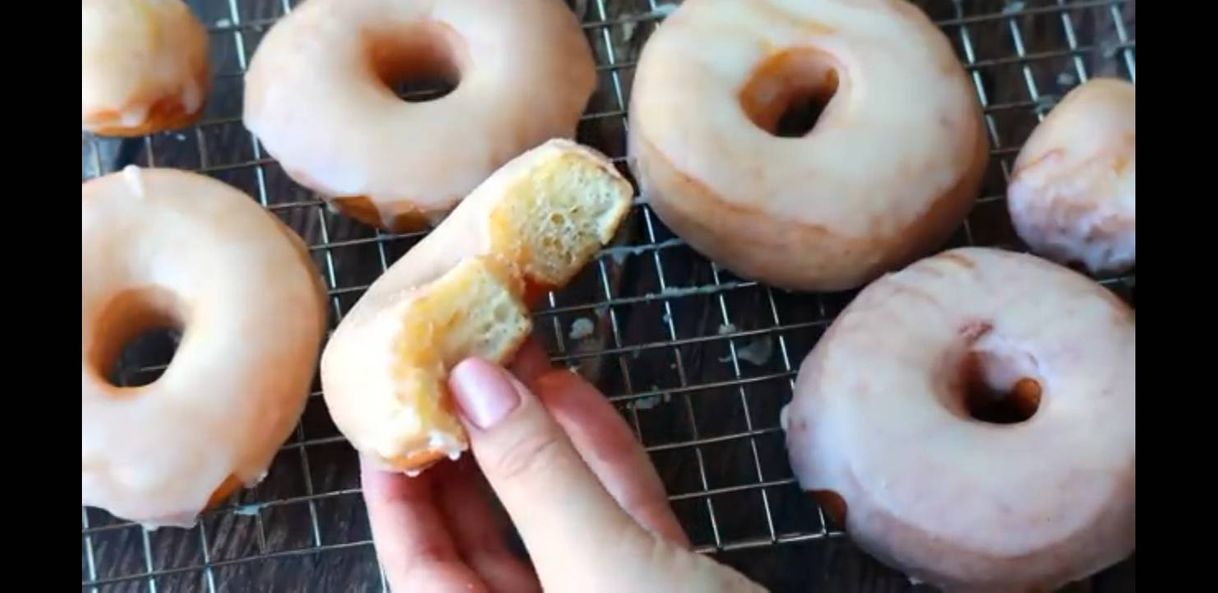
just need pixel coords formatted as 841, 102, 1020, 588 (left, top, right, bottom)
449, 358, 521, 430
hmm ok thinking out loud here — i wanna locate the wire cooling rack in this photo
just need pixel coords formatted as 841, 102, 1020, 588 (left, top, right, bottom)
81, 0, 1137, 591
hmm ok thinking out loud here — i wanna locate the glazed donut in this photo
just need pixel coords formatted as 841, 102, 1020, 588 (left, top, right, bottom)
82, 0, 210, 136
82, 168, 327, 528
781, 247, 1135, 592
1008, 78, 1135, 275
243, 0, 596, 232
321, 139, 631, 473
628, 0, 988, 291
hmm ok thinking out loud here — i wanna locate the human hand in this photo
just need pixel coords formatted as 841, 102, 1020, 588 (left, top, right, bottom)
361, 339, 766, 592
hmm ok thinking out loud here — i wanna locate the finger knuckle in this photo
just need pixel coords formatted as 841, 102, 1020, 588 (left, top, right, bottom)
491, 428, 567, 483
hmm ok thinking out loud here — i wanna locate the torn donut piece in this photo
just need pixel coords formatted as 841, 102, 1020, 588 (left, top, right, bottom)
320, 140, 633, 474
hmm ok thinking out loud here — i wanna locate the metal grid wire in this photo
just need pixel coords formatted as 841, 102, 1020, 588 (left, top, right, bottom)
81, 0, 1137, 591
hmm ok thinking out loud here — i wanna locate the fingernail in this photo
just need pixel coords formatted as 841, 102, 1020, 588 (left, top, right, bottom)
450, 358, 521, 430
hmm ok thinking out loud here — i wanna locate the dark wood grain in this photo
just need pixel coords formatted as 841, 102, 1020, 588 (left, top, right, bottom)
81, 1, 1137, 592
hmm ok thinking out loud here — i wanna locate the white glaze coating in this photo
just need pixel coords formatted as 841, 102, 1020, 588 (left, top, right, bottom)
1008, 78, 1135, 275
82, 0, 209, 134
782, 247, 1135, 592
628, 0, 987, 291
243, 0, 596, 229
82, 169, 327, 528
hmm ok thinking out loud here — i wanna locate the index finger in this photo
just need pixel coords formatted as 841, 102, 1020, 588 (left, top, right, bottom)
532, 369, 690, 547
359, 456, 487, 593
508, 337, 553, 387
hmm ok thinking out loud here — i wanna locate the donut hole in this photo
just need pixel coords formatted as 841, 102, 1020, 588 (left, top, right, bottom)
109, 327, 181, 387
961, 353, 1043, 425
365, 24, 466, 103
739, 49, 841, 138
773, 94, 831, 138
88, 287, 185, 389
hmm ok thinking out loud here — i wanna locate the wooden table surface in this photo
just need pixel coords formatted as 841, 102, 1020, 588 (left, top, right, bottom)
82, 1, 1136, 591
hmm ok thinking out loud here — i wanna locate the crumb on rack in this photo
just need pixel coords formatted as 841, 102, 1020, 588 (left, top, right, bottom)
737, 336, 774, 366
631, 392, 671, 411
233, 503, 263, 517
652, 3, 679, 17
569, 317, 595, 340
718, 336, 774, 367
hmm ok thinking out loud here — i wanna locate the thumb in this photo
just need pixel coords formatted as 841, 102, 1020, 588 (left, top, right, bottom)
448, 358, 647, 585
